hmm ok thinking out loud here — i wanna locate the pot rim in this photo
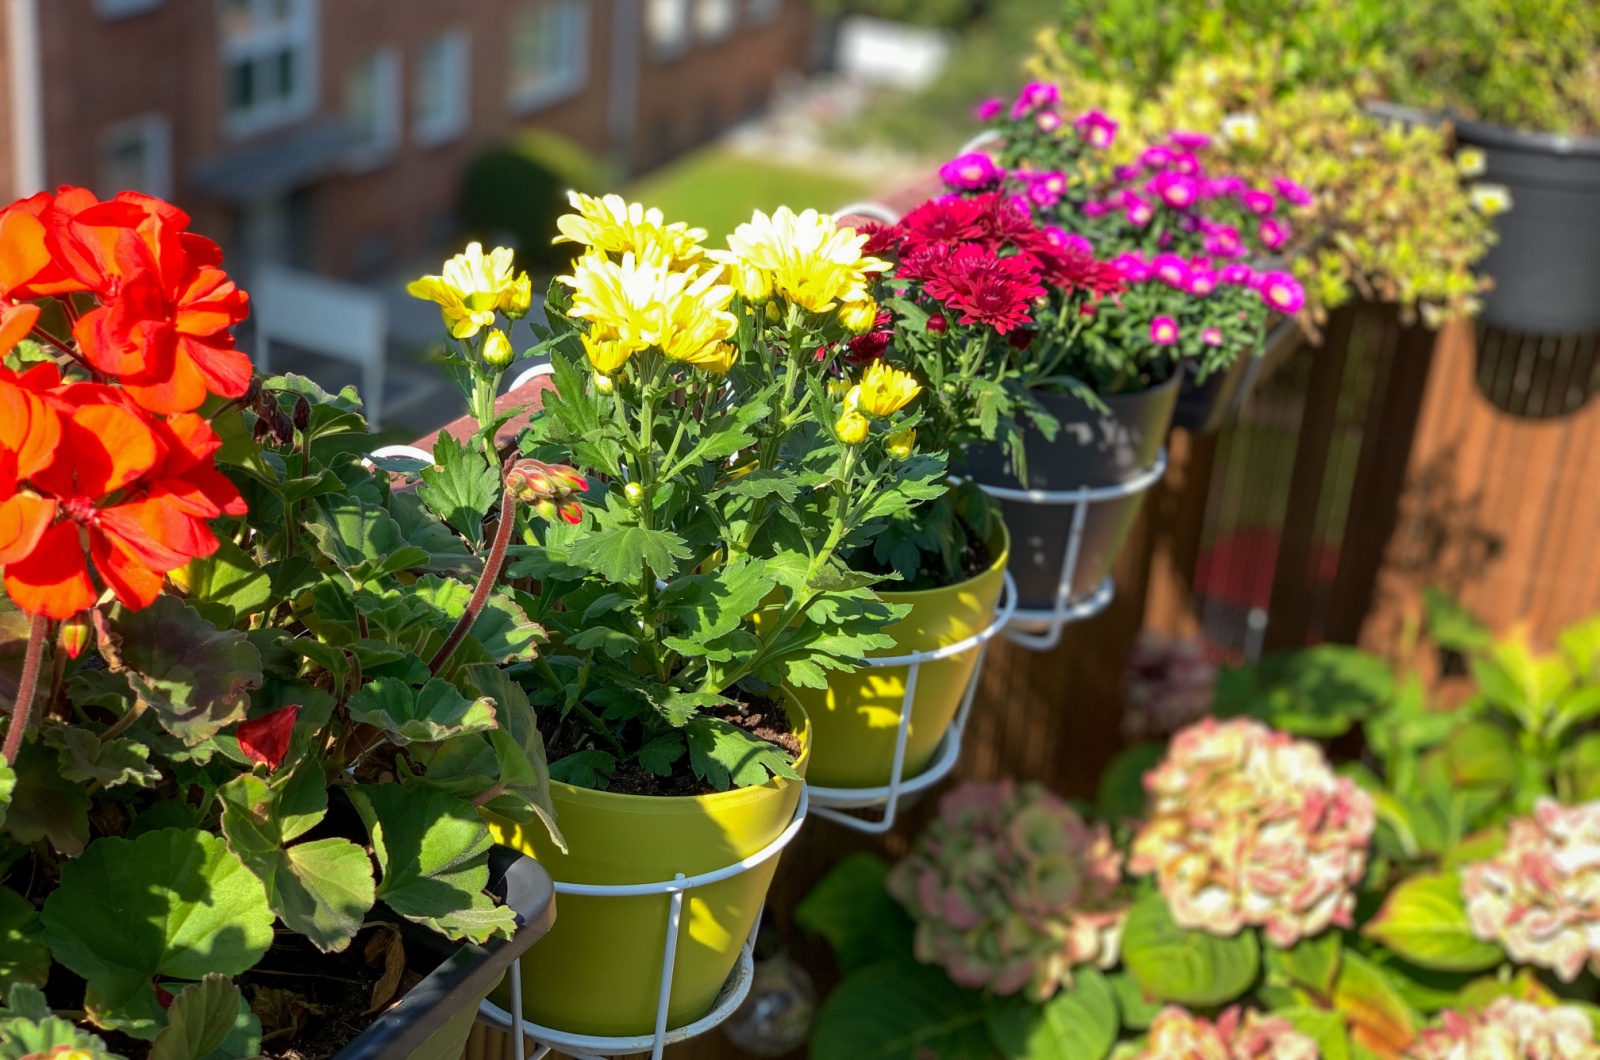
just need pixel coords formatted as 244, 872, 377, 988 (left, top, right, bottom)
1026, 364, 1184, 406
1453, 113, 1600, 157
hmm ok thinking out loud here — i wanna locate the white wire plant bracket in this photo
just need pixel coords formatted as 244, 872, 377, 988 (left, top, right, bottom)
973, 449, 1168, 652
807, 571, 1017, 835
476, 786, 810, 1060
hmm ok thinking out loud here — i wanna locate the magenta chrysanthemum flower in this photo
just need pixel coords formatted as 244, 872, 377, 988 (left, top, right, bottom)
1168, 151, 1202, 176
1258, 217, 1290, 250
1151, 253, 1191, 289
1149, 172, 1198, 210
1074, 109, 1118, 150
1012, 81, 1059, 118
1150, 316, 1180, 344
1242, 189, 1277, 216
1169, 130, 1212, 150
922, 243, 1045, 332
1025, 171, 1067, 208
1210, 175, 1246, 197
1113, 252, 1152, 283
940, 152, 1005, 191
1114, 164, 1141, 182
1272, 177, 1314, 207
1256, 271, 1305, 314
1121, 190, 1154, 227
1221, 263, 1256, 285
1081, 199, 1113, 218
1036, 110, 1062, 133
1202, 327, 1224, 346
1204, 226, 1245, 258
1188, 267, 1218, 297
1140, 146, 1174, 170
975, 97, 1004, 121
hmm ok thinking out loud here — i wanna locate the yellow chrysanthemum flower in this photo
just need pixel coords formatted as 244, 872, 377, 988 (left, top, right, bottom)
835, 410, 869, 445
555, 191, 708, 267
711, 207, 890, 314
885, 428, 916, 461
838, 297, 880, 335
408, 242, 527, 339
856, 361, 921, 418
681, 342, 739, 375
557, 250, 736, 367
583, 329, 633, 373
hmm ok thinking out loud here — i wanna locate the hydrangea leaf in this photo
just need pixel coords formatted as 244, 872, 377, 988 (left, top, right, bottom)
147, 975, 252, 1060
985, 968, 1118, 1060
0, 889, 48, 992
1120, 892, 1259, 1007
42, 724, 160, 789
1277, 1007, 1351, 1060
1362, 871, 1503, 972
1106, 972, 1163, 1031
348, 785, 515, 943
104, 596, 264, 746
1265, 930, 1342, 996
345, 676, 498, 745
4, 742, 90, 856
810, 957, 990, 1060
418, 431, 500, 546
1214, 645, 1392, 738
1332, 951, 1417, 1058
794, 853, 913, 976
40, 829, 274, 1039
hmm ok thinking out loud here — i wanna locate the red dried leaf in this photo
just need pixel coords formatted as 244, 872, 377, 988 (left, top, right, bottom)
237, 703, 299, 771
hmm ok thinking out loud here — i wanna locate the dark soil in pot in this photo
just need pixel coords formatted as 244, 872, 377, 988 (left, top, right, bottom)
962, 373, 1179, 613
1455, 117, 1600, 336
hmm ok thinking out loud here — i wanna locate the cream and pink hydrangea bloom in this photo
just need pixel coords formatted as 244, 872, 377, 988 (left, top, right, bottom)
886, 781, 1126, 1001
1405, 999, 1600, 1060
1129, 717, 1375, 947
1460, 798, 1600, 983
1133, 1006, 1320, 1060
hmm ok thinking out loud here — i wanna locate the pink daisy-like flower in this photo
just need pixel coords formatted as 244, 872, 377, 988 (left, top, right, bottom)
1151, 253, 1191, 289
1150, 316, 1180, 345
1074, 109, 1118, 150
1081, 200, 1113, 218
1272, 177, 1314, 207
1114, 164, 1141, 182
1012, 82, 1059, 118
1036, 110, 1062, 133
1112, 252, 1152, 284
1168, 151, 1202, 176
1202, 327, 1224, 346
1149, 172, 1198, 210
1170, 131, 1212, 151
1188, 267, 1218, 297
1242, 189, 1278, 216
1256, 271, 1305, 314
975, 98, 1004, 121
1258, 218, 1290, 250
1204, 226, 1245, 258
1121, 190, 1154, 227
1221, 263, 1256, 285
1140, 146, 1174, 170
940, 152, 1004, 191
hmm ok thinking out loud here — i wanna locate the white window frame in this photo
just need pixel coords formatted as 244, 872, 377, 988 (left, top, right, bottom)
95, 0, 164, 19
97, 112, 173, 199
748, 0, 781, 25
506, 0, 589, 114
344, 46, 402, 171
646, 0, 690, 60
693, 0, 736, 42
413, 28, 472, 147
218, 0, 319, 140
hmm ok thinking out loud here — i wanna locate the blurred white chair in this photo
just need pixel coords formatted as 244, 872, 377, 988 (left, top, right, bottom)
254, 264, 389, 428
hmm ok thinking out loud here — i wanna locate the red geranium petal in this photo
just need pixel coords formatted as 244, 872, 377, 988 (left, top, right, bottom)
0, 492, 56, 565
88, 529, 165, 610
4, 520, 97, 619
237, 704, 299, 771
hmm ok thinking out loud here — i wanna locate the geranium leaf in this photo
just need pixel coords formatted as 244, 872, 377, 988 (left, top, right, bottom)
411, 575, 542, 663
418, 431, 500, 546
180, 538, 273, 627
0, 889, 47, 992
147, 975, 246, 1060
567, 526, 691, 584
0, 756, 12, 831
104, 596, 263, 747
305, 498, 431, 584
0, 984, 124, 1060
685, 716, 799, 789
40, 829, 275, 1039
348, 785, 516, 943
41, 724, 160, 789
5, 742, 90, 856
1363, 871, 1503, 972
346, 676, 498, 745
388, 492, 481, 577
1121, 892, 1259, 1006
465, 665, 564, 852
986, 968, 1118, 1060
261, 838, 376, 954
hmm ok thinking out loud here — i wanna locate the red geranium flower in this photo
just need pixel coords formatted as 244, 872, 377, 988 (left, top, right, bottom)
922, 244, 1046, 333
238, 704, 300, 771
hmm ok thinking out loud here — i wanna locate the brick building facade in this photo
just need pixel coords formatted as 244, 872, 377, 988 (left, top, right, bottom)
0, 0, 812, 278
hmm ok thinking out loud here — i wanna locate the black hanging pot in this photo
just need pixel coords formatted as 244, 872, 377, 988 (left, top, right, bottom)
963, 372, 1180, 614
1172, 318, 1301, 435
1455, 117, 1600, 335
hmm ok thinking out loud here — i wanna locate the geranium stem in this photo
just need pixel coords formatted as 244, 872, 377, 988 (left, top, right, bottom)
429, 482, 516, 675
2, 614, 48, 762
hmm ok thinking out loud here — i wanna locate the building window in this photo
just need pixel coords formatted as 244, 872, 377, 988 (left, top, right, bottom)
95, 0, 164, 18
414, 29, 471, 146
98, 114, 172, 198
748, 0, 781, 24
694, 0, 735, 41
344, 46, 401, 169
219, 0, 318, 138
646, 0, 690, 59
508, 0, 588, 113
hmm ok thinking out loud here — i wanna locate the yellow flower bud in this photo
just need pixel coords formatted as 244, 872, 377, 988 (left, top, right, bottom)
885, 428, 916, 461
856, 361, 921, 418
482, 328, 515, 369
827, 379, 853, 401
583, 330, 633, 373
501, 272, 534, 320
594, 373, 615, 394
764, 301, 781, 323
731, 263, 773, 304
624, 482, 644, 504
838, 297, 879, 335
835, 410, 869, 446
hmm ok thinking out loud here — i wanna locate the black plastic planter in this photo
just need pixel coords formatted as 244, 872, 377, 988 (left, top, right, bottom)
331, 848, 556, 1060
1455, 117, 1600, 335
1172, 319, 1302, 435
963, 373, 1180, 613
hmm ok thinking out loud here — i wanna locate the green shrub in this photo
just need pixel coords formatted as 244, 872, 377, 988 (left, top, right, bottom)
459, 130, 607, 269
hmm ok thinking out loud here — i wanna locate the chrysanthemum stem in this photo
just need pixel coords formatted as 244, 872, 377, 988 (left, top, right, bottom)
1, 614, 48, 763
429, 481, 517, 675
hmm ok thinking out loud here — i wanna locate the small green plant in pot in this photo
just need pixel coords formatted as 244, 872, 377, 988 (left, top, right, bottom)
422, 193, 943, 1035
0, 189, 564, 1059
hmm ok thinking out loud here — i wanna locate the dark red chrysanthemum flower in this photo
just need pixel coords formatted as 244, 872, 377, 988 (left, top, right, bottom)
856, 221, 904, 256
896, 239, 957, 283
1036, 245, 1125, 299
844, 308, 895, 364
922, 244, 1045, 333
899, 196, 987, 250
971, 193, 1040, 248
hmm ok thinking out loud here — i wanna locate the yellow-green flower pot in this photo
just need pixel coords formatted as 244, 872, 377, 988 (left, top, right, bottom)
484, 692, 809, 1037
790, 518, 1009, 789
